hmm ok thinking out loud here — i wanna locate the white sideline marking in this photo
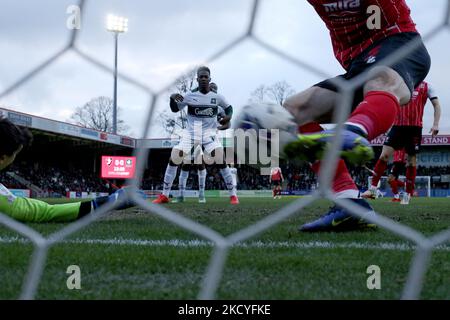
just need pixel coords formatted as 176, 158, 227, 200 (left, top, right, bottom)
0, 236, 449, 251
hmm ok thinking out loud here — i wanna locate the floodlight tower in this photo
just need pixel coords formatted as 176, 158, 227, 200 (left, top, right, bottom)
106, 14, 128, 135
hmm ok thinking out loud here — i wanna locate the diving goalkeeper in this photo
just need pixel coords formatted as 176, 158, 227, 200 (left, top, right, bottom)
0, 117, 141, 223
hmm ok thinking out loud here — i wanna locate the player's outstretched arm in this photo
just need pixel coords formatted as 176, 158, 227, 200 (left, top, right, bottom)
430, 98, 441, 137
0, 195, 84, 223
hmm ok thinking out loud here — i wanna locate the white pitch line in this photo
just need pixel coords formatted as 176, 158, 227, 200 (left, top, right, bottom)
0, 236, 449, 251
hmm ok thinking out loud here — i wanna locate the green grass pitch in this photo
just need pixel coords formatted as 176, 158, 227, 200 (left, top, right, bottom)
0, 197, 449, 299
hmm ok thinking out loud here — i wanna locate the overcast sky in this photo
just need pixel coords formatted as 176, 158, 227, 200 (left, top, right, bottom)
0, 0, 449, 138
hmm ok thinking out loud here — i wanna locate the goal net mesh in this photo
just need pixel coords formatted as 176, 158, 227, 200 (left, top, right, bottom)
0, 0, 449, 300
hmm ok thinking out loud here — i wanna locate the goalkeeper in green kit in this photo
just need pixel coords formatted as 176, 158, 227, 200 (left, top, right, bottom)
0, 117, 143, 223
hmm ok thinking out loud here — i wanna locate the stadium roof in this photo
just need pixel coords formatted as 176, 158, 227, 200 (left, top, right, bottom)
0, 107, 135, 148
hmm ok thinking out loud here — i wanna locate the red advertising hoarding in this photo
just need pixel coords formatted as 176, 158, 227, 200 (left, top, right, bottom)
101, 156, 136, 179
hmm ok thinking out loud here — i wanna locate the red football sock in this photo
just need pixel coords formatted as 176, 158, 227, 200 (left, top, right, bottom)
389, 180, 399, 195
397, 179, 405, 188
310, 160, 358, 193
298, 122, 323, 134
300, 122, 359, 194
372, 159, 388, 187
347, 91, 400, 140
406, 166, 416, 195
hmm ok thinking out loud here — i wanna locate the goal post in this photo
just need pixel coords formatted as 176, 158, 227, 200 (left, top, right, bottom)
368, 176, 431, 197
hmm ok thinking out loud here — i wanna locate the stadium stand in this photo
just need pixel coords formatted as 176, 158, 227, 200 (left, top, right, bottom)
1, 106, 449, 197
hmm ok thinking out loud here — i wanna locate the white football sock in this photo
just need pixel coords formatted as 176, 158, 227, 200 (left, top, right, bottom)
220, 167, 236, 197
179, 170, 189, 197
230, 169, 237, 188
162, 164, 178, 197
198, 169, 206, 195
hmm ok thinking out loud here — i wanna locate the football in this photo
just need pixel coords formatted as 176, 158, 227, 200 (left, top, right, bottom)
232, 102, 298, 161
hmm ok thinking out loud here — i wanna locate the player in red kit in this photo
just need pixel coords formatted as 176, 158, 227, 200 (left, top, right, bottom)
270, 167, 284, 199
366, 149, 407, 201
387, 149, 407, 202
282, 1, 431, 231
362, 81, 441, 203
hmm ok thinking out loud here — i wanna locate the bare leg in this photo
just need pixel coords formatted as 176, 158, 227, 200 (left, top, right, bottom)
363, 67, 411, 105
348, 67, 411, 139
379, 145, 395, 162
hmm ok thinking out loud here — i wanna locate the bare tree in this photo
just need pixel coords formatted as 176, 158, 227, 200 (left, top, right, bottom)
265, 81, 295, 106
70, 96, 130, 134
249, 85, 267, 103
173, 69, 197, 94
160, 110, 187, 136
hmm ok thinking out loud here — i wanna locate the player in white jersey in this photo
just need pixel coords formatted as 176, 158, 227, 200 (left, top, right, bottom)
153, 67, 239, 205
269, 167, 284, 199
175, 82, 223, 204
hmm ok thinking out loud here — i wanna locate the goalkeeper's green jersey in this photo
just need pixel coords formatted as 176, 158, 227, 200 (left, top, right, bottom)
0, 183, 81, 222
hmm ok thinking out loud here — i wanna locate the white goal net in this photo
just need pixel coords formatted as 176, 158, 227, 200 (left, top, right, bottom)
0, 0, 449, 301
